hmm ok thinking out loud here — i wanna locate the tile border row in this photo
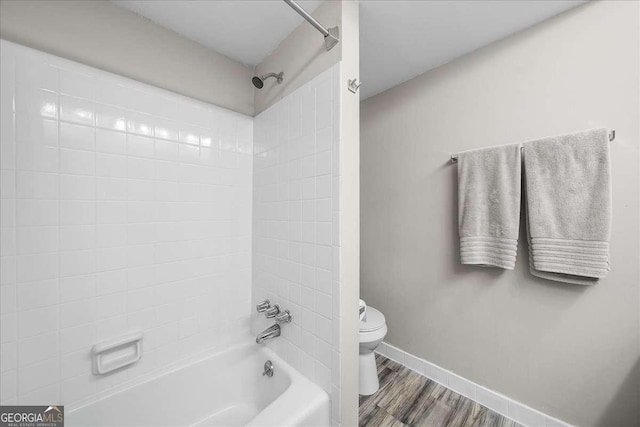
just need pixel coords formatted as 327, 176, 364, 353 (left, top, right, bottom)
376, 342, 572, 427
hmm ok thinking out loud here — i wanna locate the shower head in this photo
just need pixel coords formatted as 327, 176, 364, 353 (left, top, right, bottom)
252, 72, 284, 89
252, 76, 264, 89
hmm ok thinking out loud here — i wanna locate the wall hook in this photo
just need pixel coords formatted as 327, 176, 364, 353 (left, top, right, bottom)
348, 78, 362, 94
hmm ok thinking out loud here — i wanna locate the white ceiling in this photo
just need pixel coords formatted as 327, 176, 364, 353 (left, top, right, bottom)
359, 0, 584, 99
113, 0, 584, 99
112, 0, 323, 67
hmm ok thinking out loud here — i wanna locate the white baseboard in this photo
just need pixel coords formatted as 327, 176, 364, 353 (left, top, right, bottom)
375, 342, 572, 427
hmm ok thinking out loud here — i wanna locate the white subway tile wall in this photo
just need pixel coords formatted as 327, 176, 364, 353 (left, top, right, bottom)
252, 64, 341, 425
0, 41, 253, 406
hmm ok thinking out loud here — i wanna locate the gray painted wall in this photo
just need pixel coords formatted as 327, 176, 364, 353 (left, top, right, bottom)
360, 2, 639, 426
0, 0, 254, 116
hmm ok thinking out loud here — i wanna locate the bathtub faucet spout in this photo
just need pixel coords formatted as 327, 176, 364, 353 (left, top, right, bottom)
256, 324, 281, 344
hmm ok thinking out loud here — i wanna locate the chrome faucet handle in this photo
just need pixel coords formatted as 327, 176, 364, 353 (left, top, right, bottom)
256, 299, 271, 313
265, 305, 280, 318
275, 309, 292, 323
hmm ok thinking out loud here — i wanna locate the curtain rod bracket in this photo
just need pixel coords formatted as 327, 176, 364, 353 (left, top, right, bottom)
325, 26, 340, 51
283, 0, 340, 51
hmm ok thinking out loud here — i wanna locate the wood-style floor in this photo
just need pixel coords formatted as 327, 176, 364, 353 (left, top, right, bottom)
359, 355, 522, 427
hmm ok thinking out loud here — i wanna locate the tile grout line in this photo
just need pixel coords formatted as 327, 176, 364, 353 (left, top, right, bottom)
56, 60, 63, 405
12, 52, 20, 405
375, 341, 572, 427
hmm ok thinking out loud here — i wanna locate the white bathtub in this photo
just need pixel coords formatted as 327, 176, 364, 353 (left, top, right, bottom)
67, 339, 330, 426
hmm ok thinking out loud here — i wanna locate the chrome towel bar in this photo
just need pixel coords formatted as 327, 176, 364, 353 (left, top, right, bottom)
450, 129, 615, 163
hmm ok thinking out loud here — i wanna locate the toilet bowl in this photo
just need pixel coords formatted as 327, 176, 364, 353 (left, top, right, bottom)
359, 306, 387, 396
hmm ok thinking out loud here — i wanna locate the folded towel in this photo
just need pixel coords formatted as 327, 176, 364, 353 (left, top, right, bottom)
458, 144, 522, 269
523, 128, 611, 284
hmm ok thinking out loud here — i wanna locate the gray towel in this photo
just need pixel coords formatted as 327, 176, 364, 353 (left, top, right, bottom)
523, 128, 611, 284
458, 144, 522, 269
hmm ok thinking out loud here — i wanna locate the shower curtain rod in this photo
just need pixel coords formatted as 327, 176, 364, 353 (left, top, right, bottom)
283, 0, 339, 51
449, 129, 616, 163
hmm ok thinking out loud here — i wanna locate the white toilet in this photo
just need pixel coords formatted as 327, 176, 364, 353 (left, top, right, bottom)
359, 305, 387, 396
